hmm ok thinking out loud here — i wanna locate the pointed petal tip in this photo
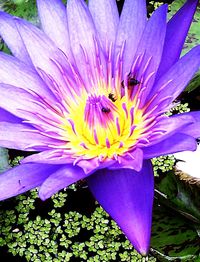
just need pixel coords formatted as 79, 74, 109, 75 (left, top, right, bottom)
38, 191, 48, 201
133, 242, 150, 257
126, 225, 151, 257
87, 161, 154, 258
140, 250, 149, 257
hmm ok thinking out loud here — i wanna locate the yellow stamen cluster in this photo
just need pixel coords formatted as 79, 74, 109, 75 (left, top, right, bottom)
60, 85, 146, 160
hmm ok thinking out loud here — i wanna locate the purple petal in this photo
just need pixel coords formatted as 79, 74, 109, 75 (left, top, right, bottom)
108, 148, 143, 172
22, 151, 116, 174
134, 4, 167, 101
143, 133, 197, 159
21, 150, 74, 165
39, 165, 88, 200
0, 108, 21, 123
0, 83, 46, 119
0, 122, 59, 151
67, 0, 105, 84
148, 114, 195, 146
67, 0, 96, 53
157, 0, 198, 78
0, 11, 32, 64
0, 52, 53, 99
87, 160, 154, 255
77, 157, 116, 174
180, 111, 200, 122
89, 0, 119, 50
177, 111, 200, 138
37, 0, 73, 59
0, 163, 61, 201
15, 18, 69, 90
183, 122, 200, 138
114, 0, 146, 76
148, 45, 200, 110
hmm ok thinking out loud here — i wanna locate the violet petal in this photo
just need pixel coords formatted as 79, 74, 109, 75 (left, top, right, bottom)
39, 164, 88, 200
0, 11, 32, 64
114, 0, 146, 76
108, 148, 143, 172
0, 51, 53, 99
87, 160, 154, 255
37, 0, 73, 59
157, 0, 198, 78
89, 0, 119, 50
0, 83, 46, 120
177, 111, 200, 138
148, 114, 195, 146
15, 18, 69, 91
135, 4, 167, 95
0, 122, 59, 151
143, 133, 197, 159
0, 163, 61, 201
67, 0, 105, 85
0, 108, 22, 123
148, 45, 200, 109
21, 150, 74, 165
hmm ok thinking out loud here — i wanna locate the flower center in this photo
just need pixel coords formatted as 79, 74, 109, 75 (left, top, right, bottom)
61, 85, 146, 159
39, 50, 161, 161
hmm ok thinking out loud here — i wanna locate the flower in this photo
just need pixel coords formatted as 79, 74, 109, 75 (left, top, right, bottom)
0, 0, 199, 255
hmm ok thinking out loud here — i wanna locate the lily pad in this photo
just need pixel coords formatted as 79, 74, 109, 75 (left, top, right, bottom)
151, 203, 200, 261
155, 171, 200, 222
185, 72, 200, 93
0, 148, 10, 173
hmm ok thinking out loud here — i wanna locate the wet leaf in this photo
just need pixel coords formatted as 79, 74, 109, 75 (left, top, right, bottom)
0, 148, 10, 173
151, 203, 200, 261
185, 72, 200, 93
155, 171, 200, 222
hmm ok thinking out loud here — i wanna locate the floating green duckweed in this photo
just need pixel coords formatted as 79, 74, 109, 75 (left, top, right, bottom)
0, 187, 157, 261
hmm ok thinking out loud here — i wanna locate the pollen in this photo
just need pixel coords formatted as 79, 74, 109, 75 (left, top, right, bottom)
60, 84, 146, 160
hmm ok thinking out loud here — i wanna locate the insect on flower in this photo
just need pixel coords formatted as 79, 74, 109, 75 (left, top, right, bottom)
108, 93, 117, 102
0, 0, 199, 256
128, 76, 140, 87
101, 107, 111, 113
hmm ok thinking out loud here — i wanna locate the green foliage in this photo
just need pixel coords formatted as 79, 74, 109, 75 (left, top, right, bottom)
151, 203, 200, 261
152, 155, 175, 176
186, 72, 200, 93
155, 170, 200, 222
166, 102, 190, 116
1, 0, 38, 23
0, 148, 10, 173
10, 156, 24, 167
0, 187, 156, 261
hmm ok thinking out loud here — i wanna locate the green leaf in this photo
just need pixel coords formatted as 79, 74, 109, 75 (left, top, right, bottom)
151, 203, 200, 261
185, 71, 200, 93
1, 0, 38, 23
0, 148, 10, 173
155, 171, 200, 222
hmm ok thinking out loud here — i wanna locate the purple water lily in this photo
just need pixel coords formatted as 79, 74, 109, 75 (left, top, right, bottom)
0, 0, 200, 255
